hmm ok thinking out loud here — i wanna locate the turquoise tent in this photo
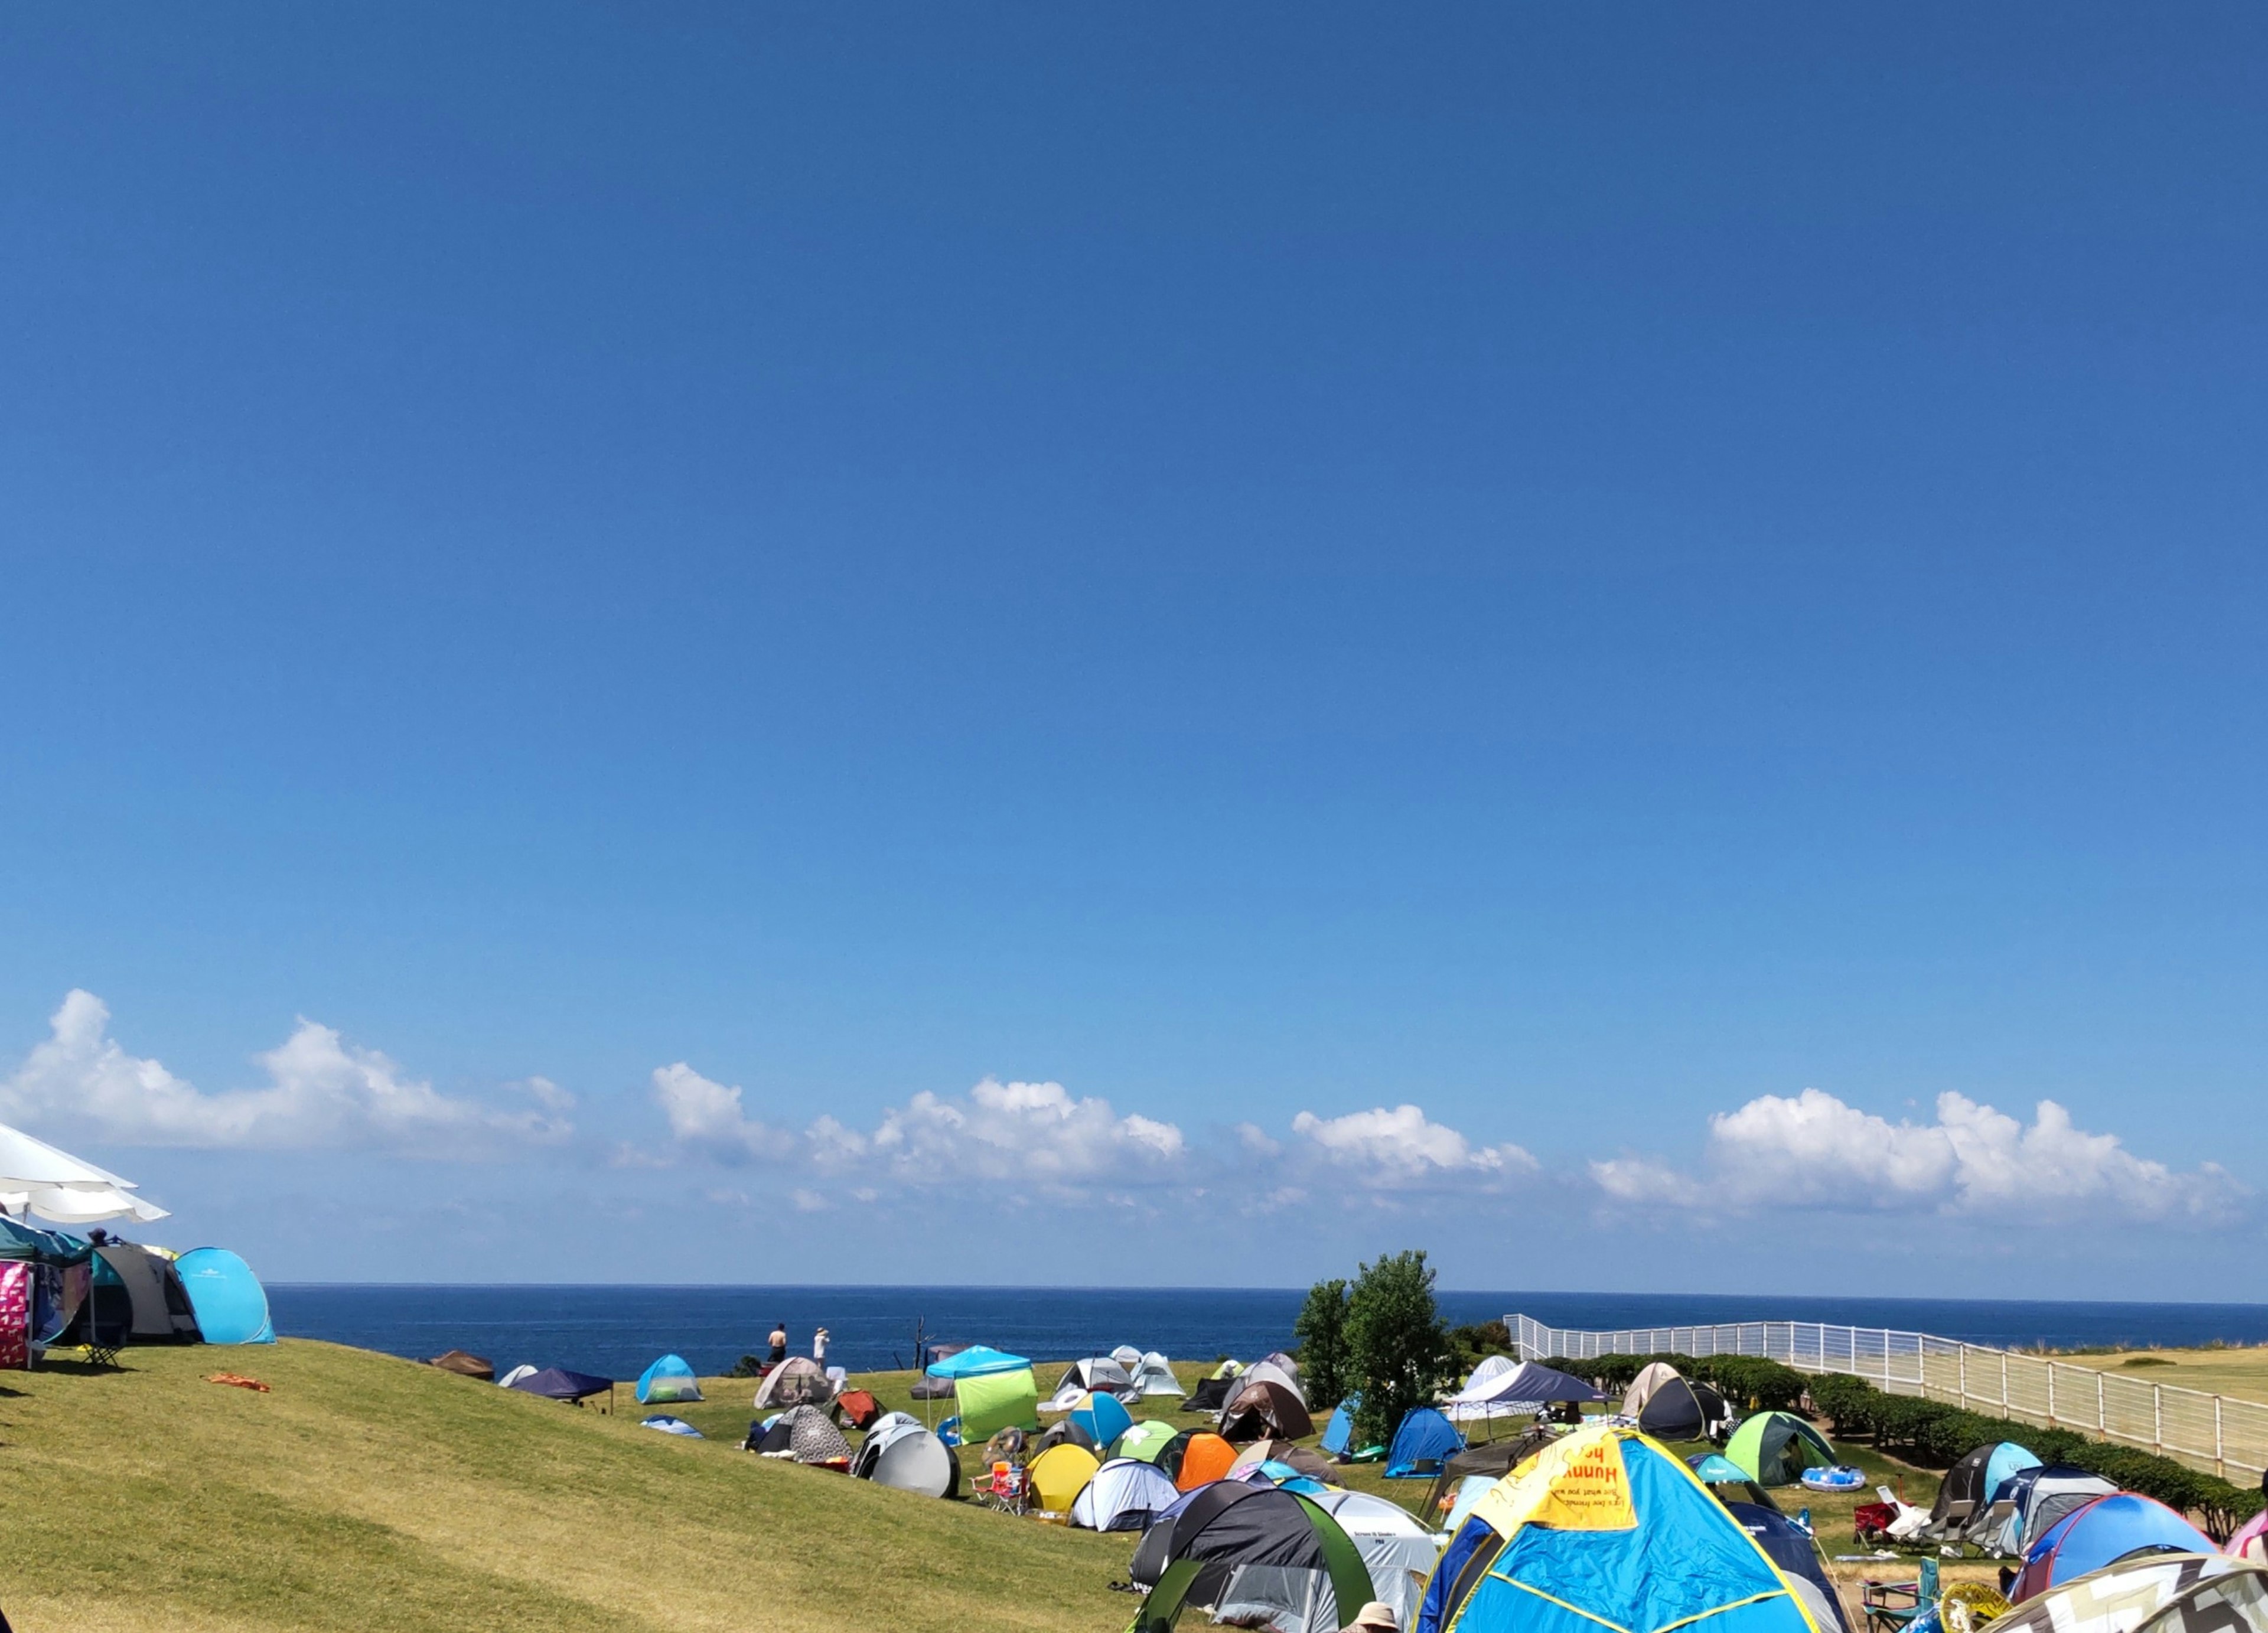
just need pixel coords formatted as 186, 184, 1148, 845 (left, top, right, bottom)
1320, 1397, 1358, 1458
636, 1353, 703, 1404
1384, 1407, 1464, 1479
1415, 1424, 1826, 1633
174, 1247, 274, 1344
1071, 1389, 1133, 1448
924, 1344, 1031, 1378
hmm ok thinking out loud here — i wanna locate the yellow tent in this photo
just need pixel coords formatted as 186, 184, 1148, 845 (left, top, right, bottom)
1028, 1443, 1100, 1515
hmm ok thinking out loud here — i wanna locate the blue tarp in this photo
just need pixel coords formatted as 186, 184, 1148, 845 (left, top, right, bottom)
174, 1247, 275, 1344
1320, 1397, 1358, 1456
1384, 1406, 1464, 1479
508, 1367, 614, 1401
636, 1353, 702, 1404
924, 1344, 1031, 1378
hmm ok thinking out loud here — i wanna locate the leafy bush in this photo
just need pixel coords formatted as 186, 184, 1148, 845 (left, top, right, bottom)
1540, 1351, 1807, 1413
1345, 1250, 1461, 1451
1452, 1320, 1516, 1370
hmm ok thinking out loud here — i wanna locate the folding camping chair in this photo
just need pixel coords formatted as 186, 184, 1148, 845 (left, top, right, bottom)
1862, 1556, 1937, 1633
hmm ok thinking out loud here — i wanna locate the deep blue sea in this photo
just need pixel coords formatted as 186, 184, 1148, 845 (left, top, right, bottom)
265, 1285, 2268, 1381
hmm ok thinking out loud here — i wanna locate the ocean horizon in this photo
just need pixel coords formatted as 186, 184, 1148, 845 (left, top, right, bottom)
266, 1284, 2268, 1381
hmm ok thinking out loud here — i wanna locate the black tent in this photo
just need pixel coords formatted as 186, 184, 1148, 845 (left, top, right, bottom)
506, 1367, 613, 1401
1218, 1380, 1314, 1443
1129, 1485, 1372, 1633
1187, 1374, 1237, 1413
1035, 1415, 1097, 1455
1637, 1375, 1725, 1441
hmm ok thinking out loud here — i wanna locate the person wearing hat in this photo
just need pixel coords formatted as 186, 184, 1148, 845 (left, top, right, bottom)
1344, 1603, 1399, 1632
812, 1326, 830, 1364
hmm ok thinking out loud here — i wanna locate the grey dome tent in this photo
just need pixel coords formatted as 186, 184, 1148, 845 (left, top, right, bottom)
1128, 1483, 1373, 1633
1218, 1379, 1314, 1443
754, 1355, 836, 1409
1071, 1456, 1180, 1530
1975, 1464, 2117, 1556
1043, 1357, 1137, 1410
1632, 1371, 1726, 1441
851, 1413, 958, 1497
1131, 1351, 1186, 1397
1306, 1488, 1443, 1632
754, 1403, 852, 1465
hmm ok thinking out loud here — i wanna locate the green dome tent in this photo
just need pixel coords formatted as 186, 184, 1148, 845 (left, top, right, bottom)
1723, 1413, 1837, 1487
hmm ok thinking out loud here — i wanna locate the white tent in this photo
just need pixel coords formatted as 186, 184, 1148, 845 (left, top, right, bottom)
1444, 1358, 1602, 1423
1307, 1489, 1445, 1628
0, 1120, 167, 1224
1130, 1351, 1185, 1397
1070, 1457, 1181, 1531
1041, 1356, 1138, 1410
852, 1414, 959, 1498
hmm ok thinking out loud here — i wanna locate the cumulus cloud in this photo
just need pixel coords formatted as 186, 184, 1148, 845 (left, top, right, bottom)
1289, 1104, 1537, 1189
1593, 1087, 2241, 1223
649, 1063, 795, 1161
1, 990, 571, 1157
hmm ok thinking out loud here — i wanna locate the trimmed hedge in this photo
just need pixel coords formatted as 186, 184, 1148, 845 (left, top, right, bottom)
1543, 1351, 1809, 1414
1807, 1371, 2264, 1542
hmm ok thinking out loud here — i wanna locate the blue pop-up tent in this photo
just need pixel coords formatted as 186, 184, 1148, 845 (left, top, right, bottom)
637, 1353, 702, 1404
1320, 1396, 1359, 1457
924, 1344, 1031, 1377
174, 1247, 275, 1344
1384, 1406, 1464, 1479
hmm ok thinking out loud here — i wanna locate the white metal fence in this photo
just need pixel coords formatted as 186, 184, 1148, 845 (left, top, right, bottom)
1510, 1312, 2268, 1481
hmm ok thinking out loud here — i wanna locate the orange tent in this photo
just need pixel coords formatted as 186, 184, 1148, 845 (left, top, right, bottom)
1174, 1431, 1237, 1491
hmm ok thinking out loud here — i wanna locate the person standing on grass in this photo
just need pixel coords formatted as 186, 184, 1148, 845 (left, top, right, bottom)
813, 1326, 830, 1364
767, 1321, 788, 1369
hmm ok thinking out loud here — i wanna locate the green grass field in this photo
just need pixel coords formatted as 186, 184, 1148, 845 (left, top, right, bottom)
0, 1345, 1964, 1632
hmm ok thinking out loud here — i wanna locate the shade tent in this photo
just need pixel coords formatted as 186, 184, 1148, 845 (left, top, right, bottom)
508, 1367, 614, 1401
1981, 1466, 2119, 1557
752, 1356, 835, 1409
1220, 1379, 1314, 1443
1637, 1374, 1727, 1442
924, 1345, 1030, 1378
1131, 1352, 1186, 1397
1072, 1457, 1182, 1531
637, 1354, 703, 1405
1117, 1421, 1179, 1463
1724, 1414, 1837, 1487
850, 1414, 958, 1498
1070, 1390, 1134, 1449
174, 1247, 274, 1344
1384, 1407, 1465, 1479
429, 1349, 494, 1379
2016, 1497, 2220, 1602
1447, 1360, 1603, 1422
953, 1365, 1040, 1441
1028, 1443, 1102, 1513
1993, 1556, 2268, 1633
1321, 1400, 1358, 1458
1726, 1502, 1851, 1633
1415, 1425, 1829, 1633
0, 1216, 92, 1267
1308, 1488, 1445, 1631
0, 1121, 168, 1224
1129, 1484, 1374, 1633
642, 1414, 702, 1436
755, 1403, 852, 1465
1931, 1440, 2042, 1533
1231, 1439, 1338, 1487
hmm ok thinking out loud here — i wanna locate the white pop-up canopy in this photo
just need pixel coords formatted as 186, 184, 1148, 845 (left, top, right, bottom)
0, 1121, 168, 1224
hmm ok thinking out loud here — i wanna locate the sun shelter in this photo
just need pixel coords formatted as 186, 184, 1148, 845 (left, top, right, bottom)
174, 1248, 274, 1345
2014, 1495, 2218, 1602
497, 1364, 536, 1388
1994, 1554, 2268, 1633
637, 1353, 703, 1404
1981, 1465, 2119, 1557
1127, 1484, 1373, 1633
1071, 1389, 1134, 1448
1636, 1374, 1726, 1442
852, 1415, 959, 1497
1072, 1456, 1182, 1530
1309, 1488, 1448, 1632
1723, 1413, 1837, 1486
509, 1367, 614, 1402
1168, 1430, 1239, 1491
1043, 1357, 1138, 1410
642, 1414, 703, 1437
428, 1348, 494, 1380
1028, 1442, 1102, 1514
1929, 1440, 2042, 1535
754, 1355, 835, 1409
1322, 1398, 1359, 1458
1724, 1502, 1850, 1633
1118, 1420, 1179, 1463
1233, 1439, 1338, 1487
755, 1403, 853, 1466
1414, 1423, 1829, 1633
954, 1365, 1040, 1440
1132, 1351, 1186, 1397
1447, 1361, 1603, 1423
1220, 1379, 1314, 1443
0, 1120, 167, 1225
1384, 1407, 1465, 1479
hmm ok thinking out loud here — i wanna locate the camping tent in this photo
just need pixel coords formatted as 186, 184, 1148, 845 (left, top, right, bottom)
1231, 1439, 1338, 1487
497, 1364, 536, 1388
1723, 1413, 1837, 1486
1189, 1367, 1243, 1413
1112, 1344, 1143, 1369
1117, 1421, 1179, 1463
1132, 1351, 1185, 1397
1443, 1476, 1498, 1535
1072, 1457, 1182, 1531
754, 1355, 835, 1409
1993, 1554, 2268, 1633
1219, 1379, 1314, 1443
850, 1414, 959, 1497
53, 1242, 202, 1350
1128, 1484, 1374, 1633
1164, 1429, 1239, 1491
755, 1403, 852, 1466
2015, 1497, 2220, 1602
954, 1365, 1040, 1440
1414, 1424, 1828, 1633
2227, 1512, 2268, 1560
1724, 1502, 1849, 1633
1621, 1361, 1684, 1417
641, 1414, 702, 1436
1037, 1414, 1098, 1455
1044, 1357, 1138, 1410
1930, 1440, 2042, 1534
1423, 1430, 1556, 1525
1309, 1488, 1450, 1632
171, 1247, 271, 1345
1636, 1373, 1726, 1442
1974, 1464, 2116, 1556
1446, 1360, 1603, 1423
507, 1367, 614, 1401
1321, 1398, 1358, 1458
428, 1348, 494, 1379
1237, 1359, 1306, 1406
1384, 1407, 1465, 1479
637, 1354, 703, 1405
1028, 1443, 1102, 1514
1070, 1389, 1134, 1449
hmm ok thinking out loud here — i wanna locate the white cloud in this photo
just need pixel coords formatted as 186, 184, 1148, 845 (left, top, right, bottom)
649, 1063, 796, 1162
2, 990, 571, 1156
1289, 1104, 1537, 1189
1592, 1087, 2242, 1223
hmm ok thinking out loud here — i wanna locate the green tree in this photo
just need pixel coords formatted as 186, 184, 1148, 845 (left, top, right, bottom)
1346, 1249, 1459, 1451
1292, 1278, 1351, 1409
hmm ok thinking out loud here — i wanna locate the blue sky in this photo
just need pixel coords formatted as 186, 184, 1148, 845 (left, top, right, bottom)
3, 5, 2263, 1296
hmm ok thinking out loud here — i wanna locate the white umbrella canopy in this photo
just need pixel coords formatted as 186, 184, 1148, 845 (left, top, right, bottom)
1, 1185, 168, 1224
0, 1120, 163, 1223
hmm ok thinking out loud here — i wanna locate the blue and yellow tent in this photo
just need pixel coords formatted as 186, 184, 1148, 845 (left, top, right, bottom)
636, 1354, 703, 1404
1416, 1423, 1827, 1633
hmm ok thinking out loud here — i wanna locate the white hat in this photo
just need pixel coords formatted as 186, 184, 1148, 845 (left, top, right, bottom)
1345, 1603, 1399, 1632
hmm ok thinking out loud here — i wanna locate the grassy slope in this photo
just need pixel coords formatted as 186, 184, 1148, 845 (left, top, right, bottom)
0, 1342, 1136, 1633
2048, 1345, 2268, 1402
